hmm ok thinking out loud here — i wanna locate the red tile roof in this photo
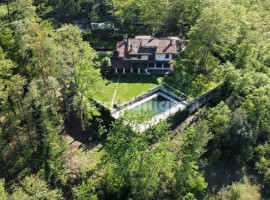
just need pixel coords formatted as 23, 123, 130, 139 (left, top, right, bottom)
141, 38, 160, 47
115, 36, 180, 58
156, 39, 177, 54
116, 41, 126, 57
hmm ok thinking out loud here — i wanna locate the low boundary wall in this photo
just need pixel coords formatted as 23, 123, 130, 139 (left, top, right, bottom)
186, 87, 221, 113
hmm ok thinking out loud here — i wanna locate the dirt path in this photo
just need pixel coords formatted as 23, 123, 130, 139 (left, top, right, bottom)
169, 115, 197, 151
62, 119, 104, 182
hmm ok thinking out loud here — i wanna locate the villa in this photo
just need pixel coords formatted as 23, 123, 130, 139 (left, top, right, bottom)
111, 35, 183, 74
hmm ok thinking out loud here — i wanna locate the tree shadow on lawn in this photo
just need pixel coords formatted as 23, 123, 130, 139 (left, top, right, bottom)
107, 74, 160, 84
203, 160, 245, 196
163, 71, 212, 99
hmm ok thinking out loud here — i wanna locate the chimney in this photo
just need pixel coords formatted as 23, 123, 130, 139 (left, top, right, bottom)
123, 36, 128, 42
129, 45, 133, 52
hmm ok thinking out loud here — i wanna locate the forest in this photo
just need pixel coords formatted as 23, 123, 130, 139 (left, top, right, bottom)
0, 0, 270, 199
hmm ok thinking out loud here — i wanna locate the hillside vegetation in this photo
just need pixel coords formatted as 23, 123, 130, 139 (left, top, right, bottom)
0, 0, 270, 199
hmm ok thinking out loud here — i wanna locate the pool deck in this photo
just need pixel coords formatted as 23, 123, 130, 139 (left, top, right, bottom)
111, 88, 188, 132
111, 92, 176, 118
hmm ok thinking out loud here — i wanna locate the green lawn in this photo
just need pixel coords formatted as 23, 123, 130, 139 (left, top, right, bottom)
94, 72, 219, 109
94, 75, 160, 109
163, 72, 219, 100
94, 76, 119, 107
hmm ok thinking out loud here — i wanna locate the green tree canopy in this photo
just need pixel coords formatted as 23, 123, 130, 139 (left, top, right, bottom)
104, 116, 174, 199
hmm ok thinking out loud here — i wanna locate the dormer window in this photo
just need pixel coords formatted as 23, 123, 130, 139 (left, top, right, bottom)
137, 55, 142, 59
165, 54, 170, 59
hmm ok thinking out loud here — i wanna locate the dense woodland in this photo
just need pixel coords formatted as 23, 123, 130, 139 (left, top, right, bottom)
0, 0, 270, 199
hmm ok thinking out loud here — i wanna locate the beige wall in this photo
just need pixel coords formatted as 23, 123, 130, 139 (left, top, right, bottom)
155, 54, 172, 61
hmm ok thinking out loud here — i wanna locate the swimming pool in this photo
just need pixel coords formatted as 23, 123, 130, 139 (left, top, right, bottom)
110, 86, 187, 131
128, 95, 176, 119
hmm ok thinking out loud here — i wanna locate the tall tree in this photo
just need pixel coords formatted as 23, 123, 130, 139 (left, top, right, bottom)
0, 179, 8, 200
104, 116, 174, 199
10, 0, 37, 21
173, 121, 211, 199
54, 24, 103, 129
10, 175, 63, 199
186, 0, 244, 75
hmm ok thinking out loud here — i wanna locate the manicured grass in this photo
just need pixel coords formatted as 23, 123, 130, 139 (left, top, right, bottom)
115, 75, 160, 104
94, 76, 119, 107
94, 71, 219, 109
163, 71, 219, 100
94, 75, 160, 108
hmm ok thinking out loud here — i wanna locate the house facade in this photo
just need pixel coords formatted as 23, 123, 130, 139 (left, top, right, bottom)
111, 36, 182, 74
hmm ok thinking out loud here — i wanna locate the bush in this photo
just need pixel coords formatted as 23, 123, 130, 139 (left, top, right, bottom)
100, 57, 111, 78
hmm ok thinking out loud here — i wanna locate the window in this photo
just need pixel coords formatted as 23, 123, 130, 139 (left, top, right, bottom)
149, 63, 154, 68
164, 63, 170, 68
165, 54, 170, 59
156, 63, 162, 68
137, 55, 142, 59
